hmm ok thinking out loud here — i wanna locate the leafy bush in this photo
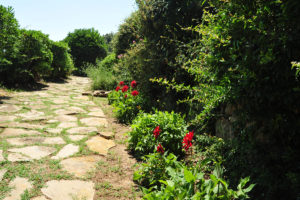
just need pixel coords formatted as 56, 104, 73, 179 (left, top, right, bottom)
128, 110, 188, 157
143, 162, 254, 200
50, 41, 74, 78
100, 53, 117, 70
64, 28, 107, 74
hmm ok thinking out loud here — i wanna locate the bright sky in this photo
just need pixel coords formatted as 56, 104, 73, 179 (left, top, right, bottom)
1, 0, 137, 41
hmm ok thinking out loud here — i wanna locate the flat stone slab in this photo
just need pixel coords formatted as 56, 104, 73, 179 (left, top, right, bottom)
46, 128, 62, 134
57, 122, 78, 129
87, 110, 105, 118
86, 136, 116, 156
0, 122, 44, 129
54, 107, 85, 115
68, 135, 86, 141
46, 119, 59, 124
7, 152, 32, 162
6, 137, 65, 146
41, 180, 95, 200
0, 150, 4, 161
53, 99, 69, 104
51, 144, 79, 160
16, 110, 46, 121
61, 155, 102, 178
0, 168, 7, 180
0, 104, 21, 113
0, 128, 41, 137
67, 127, 98, 135
99, 132, 114, 139
80, 117, 108, 127
8, 146, 56, 160
31, 196, 48, 200
55, 115, 77, 122
4, 177, 33, 200
0, 116, 17, 123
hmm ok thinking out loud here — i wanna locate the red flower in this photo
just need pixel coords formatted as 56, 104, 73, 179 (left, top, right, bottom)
131, 90, 139, 96
182, 131, 194, 151
115, 86, 120, 91
131, 80, 137, 88
122, 85, 129, 92
124, 94, 128, 98
119, 81, 124, 86
157, 144, 164, 154
153, 126, 161, 139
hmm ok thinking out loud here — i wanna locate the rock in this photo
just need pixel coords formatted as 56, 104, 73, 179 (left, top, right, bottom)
53, 99, 68, 104
46, 119, 59, 124
0, 104, 21, 113
6, 137, 66, 146
55, 115, 77, 122
16, 110, 47, 121
93, 90, 109, 97
46, 128, 62, 134
31, 196, 48, 200
8, 146, 56, 160
3, 177, 33, 200
0, 128, 41, 137
86, 136, 116, 156
68, 135, 86, 141
0, 122, 44, 129
0, 168, 7, 180
80, 117, 108, 127
99, 132, 114, 139
7, 152, 32, 162
87, 111, 105, 118
0, 116, 17, 123
0, 150, 4, 161
61, 155, 103, 178
57, 122, 78, 129
82, 92, 92, 96
51, 144, 79, 160
67, 127, 98, 135
41, 180, 95, 200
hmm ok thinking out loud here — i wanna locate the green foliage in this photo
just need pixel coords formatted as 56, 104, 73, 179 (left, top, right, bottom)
103, 32, 114, 53
85, 59, 117, 91
128, 110, 188, 157
100, 53, 117, 70
64, 28, 107, 74
50, 41, 74, 78
143, 162, 254, 200
134, 153, 182, 188
112, 11, 141, 56
0, 5, 19, 71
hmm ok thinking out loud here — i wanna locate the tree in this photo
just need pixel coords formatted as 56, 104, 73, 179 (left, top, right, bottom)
64, 28, 107, 74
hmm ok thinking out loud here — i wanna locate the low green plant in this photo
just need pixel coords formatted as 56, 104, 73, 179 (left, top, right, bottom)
143, 162, 254, 200
128, 110, 188, 157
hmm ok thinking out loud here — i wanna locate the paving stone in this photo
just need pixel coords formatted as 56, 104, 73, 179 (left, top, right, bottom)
0, 150, 4, 161
61, 155, 102, 178
0, 116, 17, 123
6, 137, 65, 146
31, 196, 48, 200
46, 128, 62, 134
4, 177, 33, 200
8, 146, 56, 160
54, 107, 85, 115
86, 136, 116, 156
80, 117, 108, 127
66, 127, 98, 135
51, 144, 79, 160
41, 180, 95, 200
0, 122, 44, 129
46, 119, 59, 124
57, 122, 78, 129
68, 135, 86, 141
29, 105, 48, 110
0, 128, 41, 137
7, 152, 32, 162
0, 168, 7, 180
0, 104, 21, 113
53, 99, 68, 104
87, 111, 105, 118
99, 132, 114, 139
16, 110, 46, 121
55, 115, 77, 122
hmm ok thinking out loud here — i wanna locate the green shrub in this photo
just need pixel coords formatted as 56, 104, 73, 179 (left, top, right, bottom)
100, 53, 117, 70
85, 61, 117, 91
50, 41, 74, 78
64, 28, 107, 74
128, 110, 188, 157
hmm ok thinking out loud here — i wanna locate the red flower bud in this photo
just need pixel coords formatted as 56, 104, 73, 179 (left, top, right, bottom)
131, 90, 139, 96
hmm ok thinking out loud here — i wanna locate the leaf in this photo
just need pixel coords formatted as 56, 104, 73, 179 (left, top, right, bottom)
184, 168, 195, 183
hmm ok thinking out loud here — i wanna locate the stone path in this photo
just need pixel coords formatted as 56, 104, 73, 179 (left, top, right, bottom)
0, 76, 117, 200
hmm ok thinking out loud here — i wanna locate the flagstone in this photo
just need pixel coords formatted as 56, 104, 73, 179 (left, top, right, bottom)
46, 119, 59, 124
0, 168, 7, 180
31, 196, 48, 200
0, 128, 41, 137
0, 150, 4, 161
0, 116, 16, 123
68, 135, 86, 141
57, 122, 78, 129
99, 132, 114, 139
6, 137, 65, 146
61, 155, 103, 178
8, 146, 56, 160
53, 99, 68, 104
66, 126, 98, 135
87, 111, 105, 118
55, 115, 77, 122
41, 180, 95, 200
7, 152, 32, 162
86, 136, 116, 156
45, 128, 62, 134
0, 104, 21, 113
51, 144, 79, 160
3, 177, 33, 200
80, 117, 108, 127
0, 122, 44, 129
